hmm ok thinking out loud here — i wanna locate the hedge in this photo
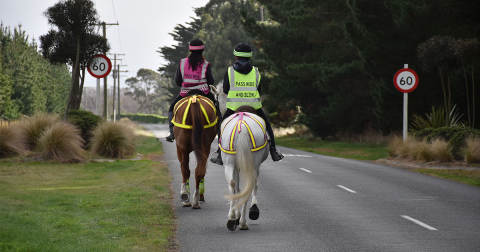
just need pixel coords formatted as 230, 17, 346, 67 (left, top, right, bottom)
120, 113, 167, 124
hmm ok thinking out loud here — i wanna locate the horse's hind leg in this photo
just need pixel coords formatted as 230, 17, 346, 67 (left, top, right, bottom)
178, 148, 191, 207
225, 164, 237, 231
239, 202, 249, 230
191, 160, 207, 209
249, 166, 260, 220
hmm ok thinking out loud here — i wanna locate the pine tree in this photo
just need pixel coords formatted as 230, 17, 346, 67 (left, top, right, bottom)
242, 0, 371, 136
157, 8, 202, 101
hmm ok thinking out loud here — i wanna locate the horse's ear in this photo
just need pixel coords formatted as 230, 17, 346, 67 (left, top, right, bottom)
210, 85, 218, 95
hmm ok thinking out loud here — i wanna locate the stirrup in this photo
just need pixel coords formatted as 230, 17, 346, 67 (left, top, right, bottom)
270, 148, 284, 162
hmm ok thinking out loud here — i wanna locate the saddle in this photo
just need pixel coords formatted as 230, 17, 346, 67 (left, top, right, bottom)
172, 94, 218, 129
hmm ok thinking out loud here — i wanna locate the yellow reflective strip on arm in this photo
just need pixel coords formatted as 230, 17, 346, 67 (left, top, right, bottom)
241, 121, 256, 148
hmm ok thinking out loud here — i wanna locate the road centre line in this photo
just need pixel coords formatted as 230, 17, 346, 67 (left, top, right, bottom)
284, 154, 312, 157
299, 168, 312, 173
337, 185, 357, 193
401, 215, 438, 230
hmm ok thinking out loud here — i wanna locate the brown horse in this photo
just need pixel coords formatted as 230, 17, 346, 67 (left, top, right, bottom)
172, 94, 218, 209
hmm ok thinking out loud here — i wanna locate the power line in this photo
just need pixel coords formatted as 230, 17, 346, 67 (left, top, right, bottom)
111, 0, 123, 53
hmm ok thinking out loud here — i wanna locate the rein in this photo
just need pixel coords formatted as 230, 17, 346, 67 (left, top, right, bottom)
172, 95, 218, 129
219, 112, 268, 154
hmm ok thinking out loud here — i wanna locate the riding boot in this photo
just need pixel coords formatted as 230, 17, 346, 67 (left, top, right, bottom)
165, 111, 175, 142
209, 101, 223, 165
210, 147, 223, 165
269, 141, 284, 162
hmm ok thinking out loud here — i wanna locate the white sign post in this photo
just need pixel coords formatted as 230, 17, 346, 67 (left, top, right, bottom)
393, 64, 419, 142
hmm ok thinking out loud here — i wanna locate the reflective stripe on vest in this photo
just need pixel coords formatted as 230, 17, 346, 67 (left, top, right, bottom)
180, 58, 209, 84
226, 66, 262, 111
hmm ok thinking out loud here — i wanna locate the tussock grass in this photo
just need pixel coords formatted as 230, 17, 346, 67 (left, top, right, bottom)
464, 137, 480, 164
388, 136, 418, 158
387, 136, 404, 157
0, 125, 27, 158
430, 138, 453, 162
19, 114, 58, 150
388, 136, 458, 163
410, 139, 434, 162
0, 129, 177, 251
90, 120, 138, 158
37, 122, 85, 163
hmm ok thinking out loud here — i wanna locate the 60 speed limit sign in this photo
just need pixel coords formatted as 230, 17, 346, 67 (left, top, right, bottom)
393, 68, 419, 93
87, 54, 112, 78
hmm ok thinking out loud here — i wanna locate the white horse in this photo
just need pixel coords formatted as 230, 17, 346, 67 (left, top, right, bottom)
219, 107, 269, 231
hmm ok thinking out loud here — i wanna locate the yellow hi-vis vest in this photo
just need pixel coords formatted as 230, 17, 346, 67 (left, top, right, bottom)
226, 66, 262, 111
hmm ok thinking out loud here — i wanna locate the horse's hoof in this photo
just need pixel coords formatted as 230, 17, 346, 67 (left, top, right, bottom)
239, 224, 249, 230
192, 204, 201, 209
199, 194, 205, 202
182, 202, 191, 207
227, 219, 237, 231
180, 193, 189, 202
249, 204, 260, 220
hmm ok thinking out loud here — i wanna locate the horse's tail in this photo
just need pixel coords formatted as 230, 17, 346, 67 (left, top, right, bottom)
190, 101, 207, 164
225, 129, 257, 211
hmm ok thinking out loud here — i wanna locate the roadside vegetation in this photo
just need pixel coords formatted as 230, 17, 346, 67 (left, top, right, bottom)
276, 124, 480, 188
0, 121, 176, 251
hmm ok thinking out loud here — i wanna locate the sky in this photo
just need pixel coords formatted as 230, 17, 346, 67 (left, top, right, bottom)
0, 0, 210, 88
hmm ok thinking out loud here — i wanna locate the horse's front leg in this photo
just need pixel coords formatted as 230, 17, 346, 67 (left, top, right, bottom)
177, 148, 191, 207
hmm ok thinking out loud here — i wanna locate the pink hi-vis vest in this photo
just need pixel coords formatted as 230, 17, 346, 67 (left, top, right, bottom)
179, 57, 210, 97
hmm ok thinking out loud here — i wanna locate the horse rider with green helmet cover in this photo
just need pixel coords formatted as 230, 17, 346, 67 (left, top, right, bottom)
210, 42, 284, 165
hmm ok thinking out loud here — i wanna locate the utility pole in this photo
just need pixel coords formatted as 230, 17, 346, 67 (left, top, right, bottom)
108, 53, 124, 122
117, 65, 128, 120
98, 21, 119, 119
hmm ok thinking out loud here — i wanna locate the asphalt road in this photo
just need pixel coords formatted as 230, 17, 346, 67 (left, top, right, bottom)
142, 124, 480, 252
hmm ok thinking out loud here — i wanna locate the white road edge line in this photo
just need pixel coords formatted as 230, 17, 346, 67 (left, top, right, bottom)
337, 185, 357, 193
401, 215, 438, 231
299, 168, 312, 173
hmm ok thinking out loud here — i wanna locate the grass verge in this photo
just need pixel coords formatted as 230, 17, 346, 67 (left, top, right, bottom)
277, 134, 480, 188
276, 135, 388, 160
412, 169, 480, 187
0, 128, 176, 251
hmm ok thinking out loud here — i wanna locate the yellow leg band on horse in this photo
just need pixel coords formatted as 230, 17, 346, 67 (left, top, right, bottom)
199, 179, 205, 195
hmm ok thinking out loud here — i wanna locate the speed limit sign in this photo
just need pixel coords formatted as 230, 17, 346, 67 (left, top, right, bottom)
87, 54, 112, 78
393, 68, 419, 93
